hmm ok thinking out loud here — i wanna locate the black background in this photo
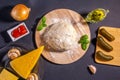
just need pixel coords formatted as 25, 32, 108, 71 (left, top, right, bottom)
0, 0, 120, 80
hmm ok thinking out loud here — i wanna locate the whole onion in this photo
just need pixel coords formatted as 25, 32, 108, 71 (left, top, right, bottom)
11, 4, 31, 21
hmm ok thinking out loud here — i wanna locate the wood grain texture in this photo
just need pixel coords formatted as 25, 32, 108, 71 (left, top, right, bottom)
95, 26, 120, 66
35, 9, 90, 64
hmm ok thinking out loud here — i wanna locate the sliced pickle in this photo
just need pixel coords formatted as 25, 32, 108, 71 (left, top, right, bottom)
96, 51, 113, 61
99, 28, 115, 41
97, 36, 113, 52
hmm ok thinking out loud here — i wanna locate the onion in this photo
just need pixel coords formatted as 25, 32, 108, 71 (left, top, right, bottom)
11, 4, 31, 21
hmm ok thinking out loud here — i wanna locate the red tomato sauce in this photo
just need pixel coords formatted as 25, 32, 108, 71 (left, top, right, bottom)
11, 25, 27, 38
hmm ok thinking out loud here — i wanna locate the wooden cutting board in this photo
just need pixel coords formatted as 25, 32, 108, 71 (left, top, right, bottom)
95, 26, 120, 66
35, 9, 90, 64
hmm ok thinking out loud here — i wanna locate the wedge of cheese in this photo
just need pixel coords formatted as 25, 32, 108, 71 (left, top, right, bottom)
10, 46, 44, 79
0, 69, 18, 80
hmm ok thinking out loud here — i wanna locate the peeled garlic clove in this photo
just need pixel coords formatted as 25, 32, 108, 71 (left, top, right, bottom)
27, 73, 38, 80
7, 48, 21, 60
88, 65, 96, 74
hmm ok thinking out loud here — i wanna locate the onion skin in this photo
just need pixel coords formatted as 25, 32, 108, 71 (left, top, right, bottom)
11, 4, 31, 21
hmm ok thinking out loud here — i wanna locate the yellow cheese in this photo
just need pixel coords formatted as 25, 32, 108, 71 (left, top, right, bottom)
0, 69, 18, 80
10, 46, 44, 79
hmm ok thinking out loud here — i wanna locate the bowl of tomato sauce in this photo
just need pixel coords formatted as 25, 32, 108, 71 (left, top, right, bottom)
7, 22, 30, 41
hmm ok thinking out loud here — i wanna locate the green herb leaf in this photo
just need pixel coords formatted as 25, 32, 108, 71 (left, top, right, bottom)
78, 34, 90, 51
37, 24, 43, 31
42, 23, 47, 27
42, 16, 46, 23
83, 39, 90, 44
79, 35, 89, 43
37, 16, 47, 31
81, 35, 88, 40
81, 43, 87, 50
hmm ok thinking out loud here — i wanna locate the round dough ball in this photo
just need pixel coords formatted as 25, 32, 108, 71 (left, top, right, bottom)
43, 22, 78, 51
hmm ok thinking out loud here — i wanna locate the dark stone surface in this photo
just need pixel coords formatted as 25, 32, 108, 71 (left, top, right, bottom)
0, 0, 120, 80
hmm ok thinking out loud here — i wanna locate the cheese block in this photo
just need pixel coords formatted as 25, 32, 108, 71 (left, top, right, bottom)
0, 69, 18, 80
10, 46, 44, 79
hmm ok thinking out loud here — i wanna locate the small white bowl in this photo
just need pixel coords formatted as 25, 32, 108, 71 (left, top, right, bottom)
7, 22, 30, 41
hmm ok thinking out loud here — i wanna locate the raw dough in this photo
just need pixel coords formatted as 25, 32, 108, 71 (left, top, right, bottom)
43, 22, 78, 51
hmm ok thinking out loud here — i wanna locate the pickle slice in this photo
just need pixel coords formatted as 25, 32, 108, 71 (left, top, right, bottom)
85, 8, 109, 23
99, 28, 115, 41
97, 36, 113, 52
96, 51, 113, 61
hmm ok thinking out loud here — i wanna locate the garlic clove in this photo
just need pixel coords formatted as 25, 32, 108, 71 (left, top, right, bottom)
27, 73, 38, 80
88, 65, 97, 74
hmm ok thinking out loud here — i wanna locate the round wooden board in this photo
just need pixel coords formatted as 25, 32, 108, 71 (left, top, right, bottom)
35, 9, 91, 64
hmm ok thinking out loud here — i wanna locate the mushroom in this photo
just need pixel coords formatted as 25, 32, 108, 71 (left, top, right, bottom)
27, 73, 38, 80
7, 47, 21, 60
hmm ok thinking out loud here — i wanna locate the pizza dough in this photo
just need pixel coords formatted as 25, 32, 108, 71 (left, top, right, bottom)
43, 22, 78, 51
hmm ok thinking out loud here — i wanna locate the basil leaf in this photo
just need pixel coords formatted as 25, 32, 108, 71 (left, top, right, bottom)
42, 16, 46, 23
37, 16, 47, 31
81, 43, 87, 50
37, 24, 43, 31
42, 23, 47, 27
79, 35, 88, 43
83, 39, 90, 44
81, 35, 88, 40
78, 34, 90, 51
